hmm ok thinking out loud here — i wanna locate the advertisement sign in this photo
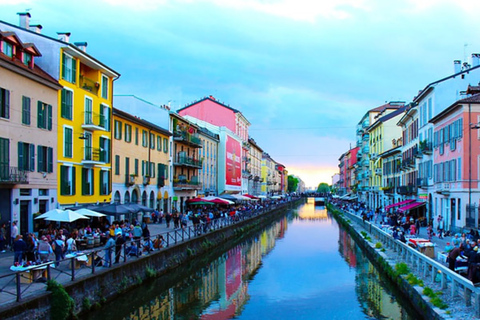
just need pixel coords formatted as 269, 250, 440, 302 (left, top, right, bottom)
226, 136, 241, 187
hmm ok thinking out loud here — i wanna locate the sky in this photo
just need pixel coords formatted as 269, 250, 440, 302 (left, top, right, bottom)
2, 0, 480, 188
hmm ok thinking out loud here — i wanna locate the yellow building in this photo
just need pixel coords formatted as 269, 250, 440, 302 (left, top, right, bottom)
112, 108, 171, 211
0, 14, 120, 207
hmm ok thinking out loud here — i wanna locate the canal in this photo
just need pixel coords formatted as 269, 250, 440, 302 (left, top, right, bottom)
88, 199, 422, 319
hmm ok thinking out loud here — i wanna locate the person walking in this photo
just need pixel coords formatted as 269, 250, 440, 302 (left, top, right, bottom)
13, 235, 26, 265
415, 218, 421, 236
11, 221, 18, 250
114, 232, 125, 264
437, 215, 444, 239
52, 235, 65, 267
165, 212, 172, 228
0, 223, 6, 252
104, 233, 115, 267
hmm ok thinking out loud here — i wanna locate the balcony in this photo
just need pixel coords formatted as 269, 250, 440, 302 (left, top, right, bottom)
174, 155, 202, 168
362, 119, 369, 129
356, 140, 362, 148
125, 174, 136, 186
242, 169, 251, 178
0, 166, 28, 184
417, 177, 429, 188
82, 147, 106, 166
361, 159, 369, 167
362, 134, 369, 142
413, 148, 422, 159
82, 111, 106, 131
419, 141, 433, 155
173, 131, 202, 148
383, 186, 394, 194
356, 127, 364, 135
173, 176, 202, 190
80, 75, 99, 95
375, 168, 382, 175
242, 141, 251, 150
397, 185, 416, 195
362, 145, 369, 154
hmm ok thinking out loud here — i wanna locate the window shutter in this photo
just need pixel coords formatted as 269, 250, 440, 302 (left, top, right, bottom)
48, 147, 53, 173
29, 144, 35, 171
61, 90, 66, 118
72, 166, 76, 195
99, 171, 104, 194
18, 142, 23, 170
5, 89, 9, 119
459, 118, 463, 137
47, 105, 52, 130
91, 170, 94, 194
37, 101, 43, 128
60, 166, 66, 195
61, 53, 66, 79
82, 168, 87, 195
142, 160, 145, 176
72, 58, 77, 84
38, 145, 43, 172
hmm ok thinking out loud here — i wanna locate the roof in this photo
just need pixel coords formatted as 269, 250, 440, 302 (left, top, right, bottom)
413, 64, 480, 103
178, 96, 241, 114
248, 137, 263, 152
112, 108, 171, 136
397, 103, 418, 126
430, 93, 480, 124
467, 85, 480, 95
197, 126, 219, 141
358, 102, 404, 125
379, 146, 402, 158
367, 106, 406, 131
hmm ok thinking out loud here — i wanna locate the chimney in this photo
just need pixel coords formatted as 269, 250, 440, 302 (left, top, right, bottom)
17, 12, 31, 29
57, 32, 71, 43
209, 95, 215, 101
454, 60, 461, 74
74, 42, 87, 52
29, 24, 43, 34
472, 54, 480, 68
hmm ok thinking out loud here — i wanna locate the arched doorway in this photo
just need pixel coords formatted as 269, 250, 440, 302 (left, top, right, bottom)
132, 189, 139, 204
124, 191, 130, 203
149, 191, 155, 208
114, 191, 121, 204
142, 191, 147, 206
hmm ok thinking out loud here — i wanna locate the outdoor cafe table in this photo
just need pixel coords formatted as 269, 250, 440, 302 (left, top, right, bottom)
10, 264, 50, 283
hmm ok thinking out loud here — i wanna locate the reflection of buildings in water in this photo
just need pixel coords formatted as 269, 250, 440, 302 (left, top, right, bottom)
338, 229, 357, 268
125, 291, 171, 320
297, 200, 331, 221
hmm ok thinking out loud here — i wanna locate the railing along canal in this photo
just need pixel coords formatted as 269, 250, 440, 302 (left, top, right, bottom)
334, 205, 480, 317
0, 198, 299, 305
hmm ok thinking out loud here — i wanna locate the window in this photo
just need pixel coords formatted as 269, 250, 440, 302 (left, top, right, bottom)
37, 146, 53, 173
142, 130, 147, 147
64, 127, 73, 158
37, 101, 52, 130
458, 157, 462, 181
114, 120, 122, 140
115, 155, 120, 175
135, 128, 139, 145
163, 138, 168, 153
150, 162, 155, 178
61, 89, 73, 120
125, 124, 132, 142
134, 158, 139, 176
99, 137, 110, 163
82, 168, 94, 195
2, 41, 12, 57
150, 133, 155, 149
84, 97, 93, 124
157, 136, 161, 151
101, 75, 109, 99
0, 87, 10, 119
99, 170, 110, 195
60, 165, 76, 195
100, 104, 110, 131
22, 96, 30, 125
0, 138, 9, 176
18, 142, 34, 171
125, 157, 130, 176
23, 52, 32, 67
61, 52, 76, 84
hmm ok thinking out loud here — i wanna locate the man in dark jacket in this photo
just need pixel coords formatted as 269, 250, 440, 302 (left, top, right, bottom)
114, 232, 125, 264
448, 243, 465, 271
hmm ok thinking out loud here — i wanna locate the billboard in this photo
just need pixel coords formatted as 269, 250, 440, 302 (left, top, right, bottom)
226, 135, 242, 187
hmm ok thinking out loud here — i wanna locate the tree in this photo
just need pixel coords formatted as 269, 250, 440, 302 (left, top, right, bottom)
287, 175, 299, 192
317, 182, 330, 193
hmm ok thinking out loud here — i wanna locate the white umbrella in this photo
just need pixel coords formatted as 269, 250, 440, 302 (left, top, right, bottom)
74, 208, 106, 218
233, 194, 251, 201
203, 196, 235, 205
44, 210, 89, 222
35, 209, 65, 220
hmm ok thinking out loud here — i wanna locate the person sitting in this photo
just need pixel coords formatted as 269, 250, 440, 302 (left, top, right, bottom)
143, 237, 154, 253
126, 242, 139, 257
153, 235, 166, 249
448, 243, 466, 271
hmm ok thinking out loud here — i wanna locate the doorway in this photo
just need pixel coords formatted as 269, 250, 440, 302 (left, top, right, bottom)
20, 200, 30, 235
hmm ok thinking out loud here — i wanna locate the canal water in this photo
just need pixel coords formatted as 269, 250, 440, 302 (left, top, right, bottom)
88, 199, 421, 319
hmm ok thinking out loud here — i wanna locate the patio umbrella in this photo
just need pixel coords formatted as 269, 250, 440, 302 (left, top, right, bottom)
203, 196, 234, 205
188, 201, 215, 206
186, 198, 208, 203
95, 204, 136, 215
35, 208, 65, 220
44, 210, 89, 223
232, 194, 251, 201
218, 194, 238, 202
244, 194, 260, 200
126, 203, 155, 213
74, 208, 106, 218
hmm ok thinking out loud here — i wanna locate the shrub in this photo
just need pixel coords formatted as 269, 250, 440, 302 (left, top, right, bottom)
423, 287, 435, 298
47, 279, 75, 320
83, 297, 92, 310
430, 296, 448, 309
395, 263, 410, 275
375, 242, 382, 249
360, 231, 367, 237
145, 265, 156, 278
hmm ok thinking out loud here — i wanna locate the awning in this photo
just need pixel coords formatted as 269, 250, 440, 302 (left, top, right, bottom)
385, 199, 414, 210
397, 202, 426, 213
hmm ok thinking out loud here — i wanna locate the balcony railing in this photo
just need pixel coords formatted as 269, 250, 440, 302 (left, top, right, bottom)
79, 75, 99, 94
82, 147, 106, 164
173, 176, 202, 190
0, 166, 28, 184
174, 155, 202, 168
419, 141, 433, 155
82, 111, 106, 131
397, 185, 416, 195
173, 131, 202, 147
125, 174, 136, 186
417, 177, 429, 188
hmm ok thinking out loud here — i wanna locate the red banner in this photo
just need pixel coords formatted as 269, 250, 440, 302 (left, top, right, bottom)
226, 136, 241, 186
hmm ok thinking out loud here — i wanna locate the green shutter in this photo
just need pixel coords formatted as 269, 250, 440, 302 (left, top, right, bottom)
37, 145, 43, 172
99, 171, 104, 195
61, 53, 66, 79
142, 160, 145, 176
47, 105, 52, 130
72, 166, 76, 195
5, 89, 9, 119
48, 147, 53, 173
61, 90, 66, 118
82, 168, 86, 195
30, 144, 35, 171
60, 166, 66, 195
135, 159, 138, 175
18, 142, 23, 170
37, 101, 43, 128
115, 155, 120, 175
165, 164, 168, 179
72, 58, 77, 84
125, 157, 130, 175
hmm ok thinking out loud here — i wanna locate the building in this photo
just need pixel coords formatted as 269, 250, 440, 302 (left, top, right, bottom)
0, 28, 62, 234
338, 152, 347, 195
171, 113, 203, 212
111, 108, 171, 212
0, 13, 120, 208
177, 96, 251, 194
248, 138, 263, 195
379, 145, 403, 205
346, 147, 359, 193
261, 153, 276, 195
197, 126, 219, 197
430, 91, 480, 231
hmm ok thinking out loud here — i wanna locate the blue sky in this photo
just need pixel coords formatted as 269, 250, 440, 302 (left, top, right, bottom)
2, 0, 480, 188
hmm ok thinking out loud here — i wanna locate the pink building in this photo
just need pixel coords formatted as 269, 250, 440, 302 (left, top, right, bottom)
430, 90, 480, 231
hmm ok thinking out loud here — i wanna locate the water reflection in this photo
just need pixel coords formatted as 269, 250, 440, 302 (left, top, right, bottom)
88, 200, 420, 320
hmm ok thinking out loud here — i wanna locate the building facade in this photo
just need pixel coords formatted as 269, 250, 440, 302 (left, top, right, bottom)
197, 126, 219, 197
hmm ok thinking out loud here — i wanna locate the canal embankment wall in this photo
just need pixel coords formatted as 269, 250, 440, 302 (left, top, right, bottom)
327, 203, 446, 320
0, 198, 305, 320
